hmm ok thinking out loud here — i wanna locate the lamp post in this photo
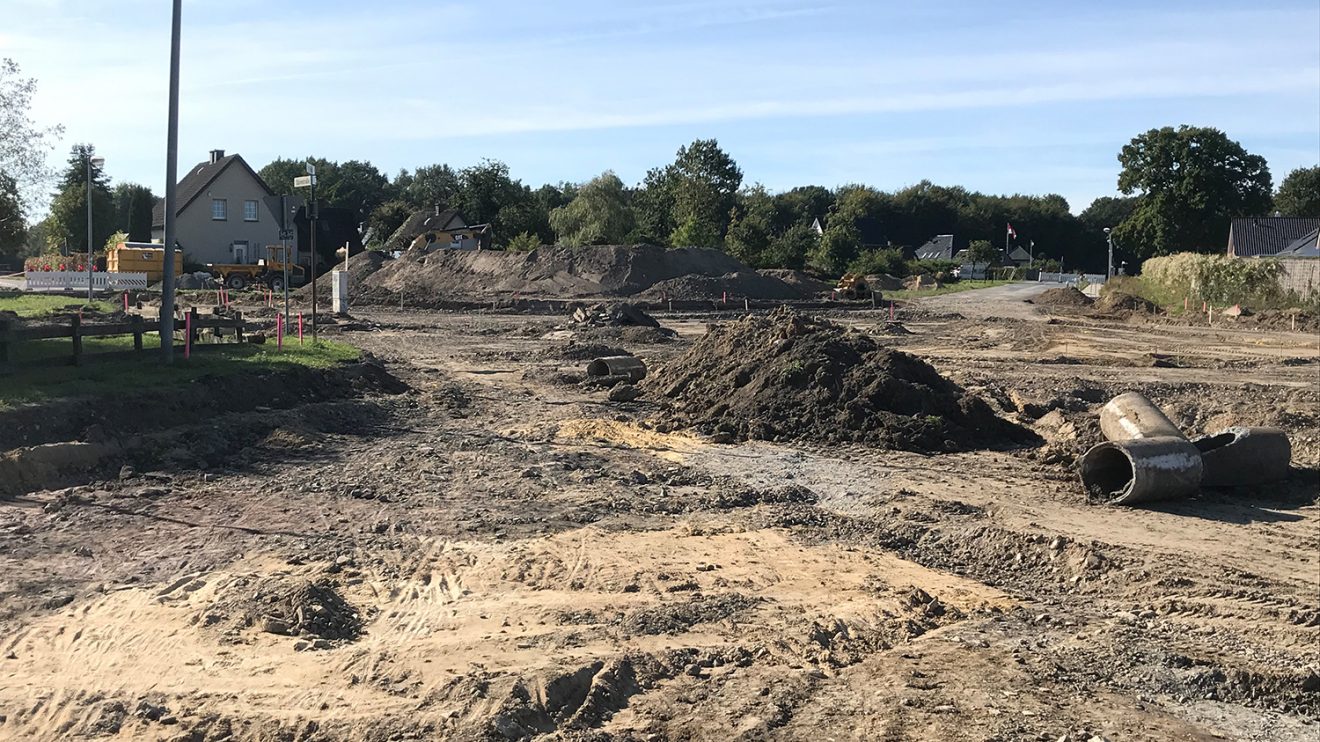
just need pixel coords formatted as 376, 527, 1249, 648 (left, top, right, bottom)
294, 163, 318, 342
85, 153, 105, 301
161, 0, 182, 363
1104, 227, 1114, 281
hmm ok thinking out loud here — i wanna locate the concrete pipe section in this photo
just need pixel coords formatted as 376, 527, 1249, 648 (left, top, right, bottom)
1192, 426, 1292, 488
1079, 437, 1204, 505
1099, 392, 1185, 441
586, 356, 647, 383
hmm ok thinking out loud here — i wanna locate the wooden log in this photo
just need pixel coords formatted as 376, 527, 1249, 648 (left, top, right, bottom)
0, 318, 13, 376
132, 315, 144, 353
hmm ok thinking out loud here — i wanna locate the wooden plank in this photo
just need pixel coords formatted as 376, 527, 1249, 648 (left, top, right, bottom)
70, 315, 82, 367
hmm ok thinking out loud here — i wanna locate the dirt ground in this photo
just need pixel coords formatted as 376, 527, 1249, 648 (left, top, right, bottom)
1, 283, 1317, 741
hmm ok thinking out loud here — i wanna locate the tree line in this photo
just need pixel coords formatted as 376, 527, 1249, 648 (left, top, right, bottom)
4, 59, 1319, 274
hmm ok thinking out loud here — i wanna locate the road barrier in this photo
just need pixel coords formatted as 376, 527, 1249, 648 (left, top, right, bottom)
24, 271, 149, 291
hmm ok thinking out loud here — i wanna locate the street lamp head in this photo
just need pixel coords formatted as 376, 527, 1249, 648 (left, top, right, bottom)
90, 156, 105, 167
1103, 226, 1111, 235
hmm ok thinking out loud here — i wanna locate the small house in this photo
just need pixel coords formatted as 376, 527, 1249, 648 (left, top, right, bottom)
386, 207, 493, 252
151, 150, 281, 266
1226, 217, 1320, 257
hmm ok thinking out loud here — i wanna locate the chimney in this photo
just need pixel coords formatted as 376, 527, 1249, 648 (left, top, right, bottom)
209, 149, 225, 164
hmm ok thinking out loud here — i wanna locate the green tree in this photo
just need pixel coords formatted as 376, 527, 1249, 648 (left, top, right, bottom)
366, 199, 414, 247
809, 223, 860, 275
327, 159, 392, 220
111, 183, 156, 242
0, 172, 25, 258
669, 213, 722, 248
848, 248, 907, 277
669, 138, 742, 240
1273, 166, 1320, 217
0, 58, 64, 206
505, 231, 541, 253
48, 144, 115, 258
725, 186, 777, 265
405, 163, 459, 208
549, 171, 635, 246
763, 222, 817, 270
1113, 125, 1272, 258
631, 166, 678, 245
1078, 196, 1138, 231
966, 239, 998, 265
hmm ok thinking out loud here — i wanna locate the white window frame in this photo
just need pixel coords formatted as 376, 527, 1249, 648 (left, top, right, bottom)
212, 198, 227, 221
243, 200, 259, 222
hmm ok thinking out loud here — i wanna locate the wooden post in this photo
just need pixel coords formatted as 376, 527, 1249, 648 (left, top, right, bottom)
70, 314, 83, 366
0, 319, 13, 375
132, 315, 144, 353
234, 311, 245, 344
188, 306, 199, 347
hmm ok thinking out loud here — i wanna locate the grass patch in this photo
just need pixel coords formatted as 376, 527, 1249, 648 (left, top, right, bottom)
0, 293, 115, 318
0, 338, 360, 408
887, 279, 1012, 300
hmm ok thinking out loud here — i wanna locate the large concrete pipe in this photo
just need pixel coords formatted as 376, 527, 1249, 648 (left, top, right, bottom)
1099, 392, 1185, 441
586, 355, 647, 382
1192, 427, 1292, 488
1078, 437, 1203, 505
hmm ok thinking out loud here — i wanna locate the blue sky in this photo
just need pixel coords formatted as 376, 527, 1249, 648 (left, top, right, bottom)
4, 0, 1318, 213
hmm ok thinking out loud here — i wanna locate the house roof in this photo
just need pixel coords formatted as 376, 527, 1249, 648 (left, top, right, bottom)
915, 234, 955, 261
1227, 217, 1320, 257
151, 153, 275, 228
385, 208, 474, 251
1008, 246, 1033, 261
1275, 227, 1320, 257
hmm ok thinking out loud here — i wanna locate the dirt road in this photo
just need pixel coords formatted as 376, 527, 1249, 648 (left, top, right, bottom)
0, 292, 1316, 741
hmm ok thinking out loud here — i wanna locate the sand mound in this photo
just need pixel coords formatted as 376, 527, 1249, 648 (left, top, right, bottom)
638, 271, 808, 301
757, 269, 835, 296
1033, 287, 1093, 307
356, 244, 799, 303
644, 308, 1032, 452
1094, 291, 1158, 314
298, 251, 392, 299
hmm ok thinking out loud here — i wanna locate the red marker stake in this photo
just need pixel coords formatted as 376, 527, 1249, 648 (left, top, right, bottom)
277, 313, 284, 350
890, 301, 895, 321
123, 292, 129, 312
298, 313, 304, 345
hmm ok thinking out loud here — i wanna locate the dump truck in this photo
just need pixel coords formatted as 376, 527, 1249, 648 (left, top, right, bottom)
208, 245, 306, 291
107, 242, 184, 283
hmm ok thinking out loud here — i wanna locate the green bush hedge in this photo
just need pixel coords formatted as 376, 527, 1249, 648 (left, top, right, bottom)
1141, 253, 1284, 305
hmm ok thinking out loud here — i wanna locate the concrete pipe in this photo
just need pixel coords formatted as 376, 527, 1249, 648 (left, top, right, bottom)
1099, 392, 1185, 442
586, 355, 647, 382
1078, 437, 1203, 505
1192, 426, 1292, 488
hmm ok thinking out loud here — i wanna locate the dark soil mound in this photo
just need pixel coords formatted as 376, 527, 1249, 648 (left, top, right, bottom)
1095, 291, 1157, 314
644, 308, 1033, 452
1033, 287, 1093, 307
209, 576, 365, 642
551, 343, 630, 361
638, 271, 808, 301
570, 302, 659, 328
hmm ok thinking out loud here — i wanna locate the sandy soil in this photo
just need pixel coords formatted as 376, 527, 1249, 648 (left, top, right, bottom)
0, 283, 1316, 741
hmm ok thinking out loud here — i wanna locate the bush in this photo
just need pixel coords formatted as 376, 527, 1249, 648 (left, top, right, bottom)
908, 259, 959, 276
1141, 253, 1284, 305
847, 248, 908, 277
505, 232, 541, 253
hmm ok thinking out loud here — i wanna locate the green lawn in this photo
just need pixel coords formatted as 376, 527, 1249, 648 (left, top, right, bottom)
1, 337, 360, 408
0, 293, 116, 318
886, 279, 1012, 301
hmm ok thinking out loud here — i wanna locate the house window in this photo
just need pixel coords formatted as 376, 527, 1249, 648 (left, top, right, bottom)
243, 200, 259, 222
212, 199, 227, 220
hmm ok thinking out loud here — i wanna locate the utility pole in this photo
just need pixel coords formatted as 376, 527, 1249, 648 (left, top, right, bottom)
295, 163, 319, 343
1104, 227, 1114, 280
160, 0, 182, 363
85, 153, 104, 302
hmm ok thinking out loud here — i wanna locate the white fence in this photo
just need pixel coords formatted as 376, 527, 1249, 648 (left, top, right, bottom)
1038, 272, 1107, 286
24, 271, 149, 291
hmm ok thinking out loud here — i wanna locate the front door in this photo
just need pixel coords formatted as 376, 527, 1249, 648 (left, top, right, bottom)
232, 242, 248, 264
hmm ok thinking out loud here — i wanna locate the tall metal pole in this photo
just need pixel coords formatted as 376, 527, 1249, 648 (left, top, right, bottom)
1106, 229, 1114, 280
85, 155, 93, 302
309, 177, 318, 343
160, 0, 182, 363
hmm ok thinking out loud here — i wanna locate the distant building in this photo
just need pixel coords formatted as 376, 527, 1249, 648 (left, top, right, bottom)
1226, 217, 1320, 258
914, 234, 957, 261
151, 150, 281, 266
387, 206, 493, 252
1007, 246, 1034, 267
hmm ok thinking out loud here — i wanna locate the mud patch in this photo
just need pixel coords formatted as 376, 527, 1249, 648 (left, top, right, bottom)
203, 575, 366, 642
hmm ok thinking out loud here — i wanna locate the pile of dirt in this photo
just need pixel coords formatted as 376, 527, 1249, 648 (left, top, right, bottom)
1094, 291, 1158, 314
1033, 286, 1094, 307
355, 244, 813, 303
548, 342, 630, 362
903, 274, 941, 291
643, 308, 1034, 452
570, 302, 660, 328
758, 269, 835, 296
297, 251, 392, 299
209, 576, 364, 642
638, 271, 809, 301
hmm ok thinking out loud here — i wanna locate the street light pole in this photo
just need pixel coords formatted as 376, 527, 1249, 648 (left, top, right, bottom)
1104, 227, 1114, 280
85, 153, 104, 302
161, 0, 182, 363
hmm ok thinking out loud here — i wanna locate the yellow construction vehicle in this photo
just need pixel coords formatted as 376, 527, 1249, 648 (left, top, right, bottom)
209, 245, 306, 291
835, 273, 870, 300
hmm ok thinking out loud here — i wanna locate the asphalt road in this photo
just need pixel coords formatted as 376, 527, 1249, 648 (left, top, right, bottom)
910, 280, 1056, 321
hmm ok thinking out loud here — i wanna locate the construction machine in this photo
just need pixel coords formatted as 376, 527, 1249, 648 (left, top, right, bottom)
835, 273, 870, 300
208, 245, 306, 291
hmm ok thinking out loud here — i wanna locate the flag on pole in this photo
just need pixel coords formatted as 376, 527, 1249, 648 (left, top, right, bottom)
1006, 223, 1017, 238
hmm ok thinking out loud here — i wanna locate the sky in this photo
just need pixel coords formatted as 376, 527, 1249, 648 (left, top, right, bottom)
3, 0, 1319, 214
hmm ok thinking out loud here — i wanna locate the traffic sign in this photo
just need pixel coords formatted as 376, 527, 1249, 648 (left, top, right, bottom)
294, 175, 316, 188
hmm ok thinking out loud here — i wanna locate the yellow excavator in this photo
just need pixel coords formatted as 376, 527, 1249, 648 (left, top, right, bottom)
835, 273, 870, 300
